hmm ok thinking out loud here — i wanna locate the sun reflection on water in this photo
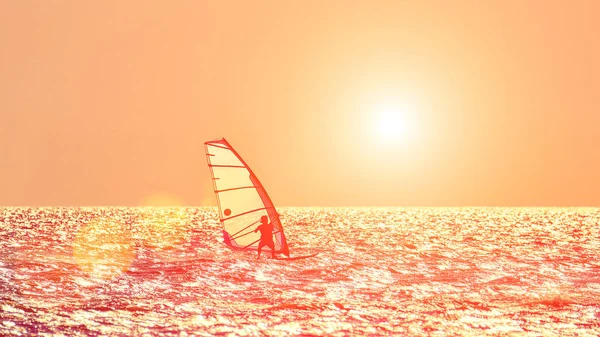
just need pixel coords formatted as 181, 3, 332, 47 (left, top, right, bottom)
73, 218, 135, 279
135, 208, 190, 251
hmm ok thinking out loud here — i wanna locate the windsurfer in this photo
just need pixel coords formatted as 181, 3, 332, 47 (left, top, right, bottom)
254, 215, 275, 259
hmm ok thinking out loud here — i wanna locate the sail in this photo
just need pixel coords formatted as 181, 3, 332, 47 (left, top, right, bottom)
204, 138, 289, 257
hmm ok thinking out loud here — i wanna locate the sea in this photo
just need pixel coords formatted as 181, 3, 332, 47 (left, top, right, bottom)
0, 207, 599, 336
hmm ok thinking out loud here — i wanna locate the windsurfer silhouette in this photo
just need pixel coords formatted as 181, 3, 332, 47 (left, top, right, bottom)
254, 215, 275, 259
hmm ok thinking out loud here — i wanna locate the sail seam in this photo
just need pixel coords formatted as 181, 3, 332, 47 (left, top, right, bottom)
215, 186, 257, 193
209, 164, 246, 168
205, 143, 229, 150
221, 207, 274, 221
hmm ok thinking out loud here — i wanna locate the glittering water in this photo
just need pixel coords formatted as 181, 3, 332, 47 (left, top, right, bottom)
1, 207, 599, 336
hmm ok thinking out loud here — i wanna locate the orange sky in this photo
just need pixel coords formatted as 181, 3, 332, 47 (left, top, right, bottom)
1, 1, 599, 206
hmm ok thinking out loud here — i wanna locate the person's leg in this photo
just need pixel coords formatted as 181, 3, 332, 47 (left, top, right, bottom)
269, 242, 275, 258
257, 242, 264, 259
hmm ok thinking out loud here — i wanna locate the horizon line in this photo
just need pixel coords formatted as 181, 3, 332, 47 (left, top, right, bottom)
0, 205, 598, 208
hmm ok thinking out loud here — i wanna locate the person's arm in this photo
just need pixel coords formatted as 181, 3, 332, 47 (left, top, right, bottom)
254, 225, 261, 233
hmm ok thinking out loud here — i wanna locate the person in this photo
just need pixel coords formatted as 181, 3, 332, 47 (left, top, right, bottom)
254, 215, 275, 259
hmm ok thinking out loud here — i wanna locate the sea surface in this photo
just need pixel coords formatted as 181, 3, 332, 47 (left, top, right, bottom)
1, 207, 599, 336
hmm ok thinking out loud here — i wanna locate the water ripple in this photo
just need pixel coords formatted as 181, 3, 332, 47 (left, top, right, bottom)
1, 207, 599, 335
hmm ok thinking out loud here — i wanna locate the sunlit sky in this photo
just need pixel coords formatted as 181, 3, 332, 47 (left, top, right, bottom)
1, 1, 599, 207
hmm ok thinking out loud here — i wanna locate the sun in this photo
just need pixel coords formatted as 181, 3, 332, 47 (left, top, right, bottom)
377, 110, 407, 139
373, 102, 414, 144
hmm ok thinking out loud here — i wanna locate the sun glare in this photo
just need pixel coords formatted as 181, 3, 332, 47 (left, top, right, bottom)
373, 101, 415, 144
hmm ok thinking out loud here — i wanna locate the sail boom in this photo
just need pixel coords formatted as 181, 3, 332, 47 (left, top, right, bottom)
231, 229, 256, 241
230, 220, 261, 239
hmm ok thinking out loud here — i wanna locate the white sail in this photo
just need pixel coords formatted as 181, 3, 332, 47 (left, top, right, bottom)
204, 138, 289, 256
